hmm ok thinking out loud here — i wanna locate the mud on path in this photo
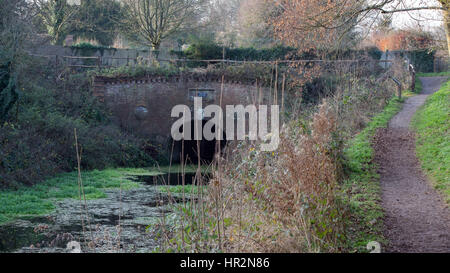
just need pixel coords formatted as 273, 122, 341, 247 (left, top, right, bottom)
374, 77, 450, 253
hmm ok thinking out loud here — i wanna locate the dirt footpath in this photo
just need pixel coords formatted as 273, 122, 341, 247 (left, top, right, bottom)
374, 77, 449, 253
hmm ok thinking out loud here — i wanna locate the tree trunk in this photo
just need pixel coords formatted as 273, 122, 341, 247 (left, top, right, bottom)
444, 9, 450, 57
439, 1, 450, 56
152, 42, 161, 59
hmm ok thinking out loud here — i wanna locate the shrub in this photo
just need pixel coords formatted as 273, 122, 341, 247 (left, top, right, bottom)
71, 42, 110, 51
172, 41, 381, 64
0, 60, 159, 189
172, 41, 298, 63
89, 63, 180, 78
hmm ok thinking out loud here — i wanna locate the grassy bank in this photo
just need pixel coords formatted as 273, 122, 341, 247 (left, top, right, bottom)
0, 169, 146, 225
343, 97, 406, 252
417, 72, 450, 77
0, 165, 205, 225
415, 72, 449, 93
412, 79, 450, 203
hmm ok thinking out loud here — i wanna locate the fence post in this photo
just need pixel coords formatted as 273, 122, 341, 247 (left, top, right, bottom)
390, 76, 402, 100
409, 64, 416, 92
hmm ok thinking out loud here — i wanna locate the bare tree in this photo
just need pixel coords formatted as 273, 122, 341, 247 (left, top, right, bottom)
202, 0, 278, 48
33, 0, 78, 45
237, 0, 280, 47
273, 0, 364, 54
374, 0, 449, 56
205, 0, 241, 47
274, 0, 449, 56
121, 0, 206, 52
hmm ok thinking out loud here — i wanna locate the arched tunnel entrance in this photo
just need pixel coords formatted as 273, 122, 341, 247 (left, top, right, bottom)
171, 119, 227, 164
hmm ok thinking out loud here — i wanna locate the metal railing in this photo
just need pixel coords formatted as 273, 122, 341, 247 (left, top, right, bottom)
28, 52, 394, 69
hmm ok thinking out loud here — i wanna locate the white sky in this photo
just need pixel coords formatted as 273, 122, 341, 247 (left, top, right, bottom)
67, 0, 445, 32
389, 0, 444, 30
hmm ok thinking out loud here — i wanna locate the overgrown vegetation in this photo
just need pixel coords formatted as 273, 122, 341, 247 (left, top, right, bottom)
412, 79, 450, 203
0, 58, 160, 189
88, 63, 180, 78
2, 1, 156, 189
153, 59, 410, 253
171, 39, 383, 63
34, 0, 123, 46
172, 42, 298, 61
71, 42, 116, 52
89, 62, 283, 88
1, 0, 448, 255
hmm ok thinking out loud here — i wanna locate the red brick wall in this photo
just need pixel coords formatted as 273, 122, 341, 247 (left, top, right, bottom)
92, 74, 272, 149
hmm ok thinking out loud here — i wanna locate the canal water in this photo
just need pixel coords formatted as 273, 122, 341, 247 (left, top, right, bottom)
0, 171, 209, 253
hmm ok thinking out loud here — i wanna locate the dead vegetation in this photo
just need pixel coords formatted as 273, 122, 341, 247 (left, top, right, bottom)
153, 58, 412, 253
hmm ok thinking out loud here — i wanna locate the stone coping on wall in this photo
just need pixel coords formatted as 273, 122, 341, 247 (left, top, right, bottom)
92, 72, 259, 86
91, 72, 262, 101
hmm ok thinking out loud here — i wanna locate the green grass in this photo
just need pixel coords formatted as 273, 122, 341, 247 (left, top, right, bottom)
402, 90, 416, 98
158, 185, 207, 195
0, 165, 210, 225
415, 71, 449, 94
412, 80, 450, 203
414, 76, 423, 93
343, 97, 405, 252
417, 71, 450, 77
0, 169, 144, 225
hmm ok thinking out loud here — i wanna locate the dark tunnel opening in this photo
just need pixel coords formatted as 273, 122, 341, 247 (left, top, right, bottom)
171, 119, 227, 164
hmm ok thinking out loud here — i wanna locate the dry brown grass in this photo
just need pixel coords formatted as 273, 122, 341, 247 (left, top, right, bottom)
156, 57, 412, 253
158, 101, 346, 253
206, 101, 345, 253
